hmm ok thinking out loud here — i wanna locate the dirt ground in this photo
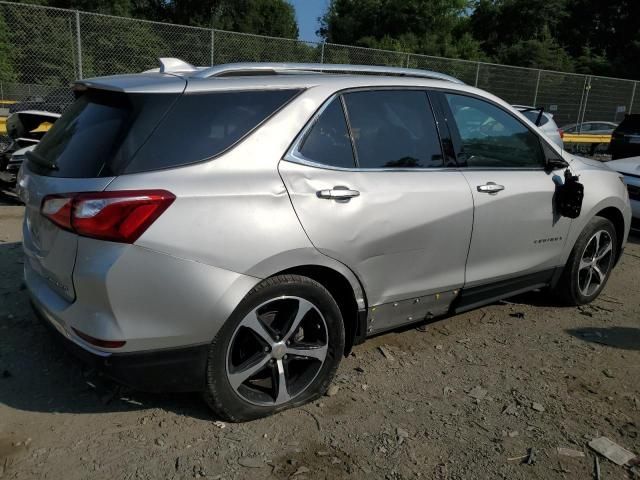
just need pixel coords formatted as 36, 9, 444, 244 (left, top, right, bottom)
1, 186, 639, 480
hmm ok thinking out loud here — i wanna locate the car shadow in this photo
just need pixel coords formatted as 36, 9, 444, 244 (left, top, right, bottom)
566, 326, 640, 351
0, 241, 215, 420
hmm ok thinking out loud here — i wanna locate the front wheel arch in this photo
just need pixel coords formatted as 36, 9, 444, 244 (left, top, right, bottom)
594, 207, 626, 265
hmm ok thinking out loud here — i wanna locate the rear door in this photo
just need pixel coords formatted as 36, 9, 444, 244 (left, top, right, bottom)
279, 89, 474, 315
434, 91, 572, 287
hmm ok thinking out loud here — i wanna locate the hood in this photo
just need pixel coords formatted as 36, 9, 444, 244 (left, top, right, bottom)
5, 110, 60, 140
605, 157, 640, 176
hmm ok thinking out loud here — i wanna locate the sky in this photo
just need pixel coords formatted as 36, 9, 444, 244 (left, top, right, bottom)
289, 0, 329, 43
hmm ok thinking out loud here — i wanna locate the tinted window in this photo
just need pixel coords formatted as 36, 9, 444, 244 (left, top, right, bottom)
29, 89, 299, 177
298, 98, 355, 168
446, 94, 544, 168
126, 89, 299, 173
343, 90, 443, 168
31, 90, 178, 178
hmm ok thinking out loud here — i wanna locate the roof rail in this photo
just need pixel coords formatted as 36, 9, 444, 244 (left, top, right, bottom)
190, 62, 464, 84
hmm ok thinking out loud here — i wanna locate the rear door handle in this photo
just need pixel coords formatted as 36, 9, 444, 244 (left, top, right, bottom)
316, 186, 360, 201
477, 182, 505, 194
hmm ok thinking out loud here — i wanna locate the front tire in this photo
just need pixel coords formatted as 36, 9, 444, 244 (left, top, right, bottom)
203, 274, 345, 422
553, 216, 617, 305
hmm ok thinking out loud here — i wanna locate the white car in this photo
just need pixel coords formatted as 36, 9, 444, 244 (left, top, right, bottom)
607, 157, 640, 231
513, 105, 564, 149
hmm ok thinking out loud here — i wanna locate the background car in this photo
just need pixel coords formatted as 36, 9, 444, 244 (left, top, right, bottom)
606, 156, 640, 231
610, 114, 640, 159
513, 105, 563, 149
561, 121, 618, 135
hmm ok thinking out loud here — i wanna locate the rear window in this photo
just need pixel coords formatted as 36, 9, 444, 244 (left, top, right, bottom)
30, 88, 299, 177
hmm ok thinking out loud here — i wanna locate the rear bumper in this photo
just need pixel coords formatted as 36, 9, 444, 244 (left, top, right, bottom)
32, 300, 209, 392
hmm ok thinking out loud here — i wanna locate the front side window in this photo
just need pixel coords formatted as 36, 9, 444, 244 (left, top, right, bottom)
343, 90, 443, 169
298, 98, 355, 168
445, 94, 545, 168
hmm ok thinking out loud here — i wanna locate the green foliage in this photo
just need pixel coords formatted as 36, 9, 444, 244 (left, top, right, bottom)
320, 0, 483, 60
146, 0, 298, 38
79, 14, 170, 77
3, 4, 77, 85
495, 26, 574, 72
0, 11, 17, 83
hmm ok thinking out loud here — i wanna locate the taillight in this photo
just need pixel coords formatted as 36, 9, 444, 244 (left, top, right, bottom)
41, 190, 175, 243
558, 128, 564, 139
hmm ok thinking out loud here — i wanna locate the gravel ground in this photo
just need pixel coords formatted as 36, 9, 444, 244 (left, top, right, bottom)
1, 188, 639, 480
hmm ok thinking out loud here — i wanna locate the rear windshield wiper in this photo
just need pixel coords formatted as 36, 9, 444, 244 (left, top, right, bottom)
25, 150, 58, 170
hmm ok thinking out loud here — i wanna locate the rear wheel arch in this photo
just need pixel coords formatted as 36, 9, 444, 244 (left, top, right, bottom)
272, 265, 367, 355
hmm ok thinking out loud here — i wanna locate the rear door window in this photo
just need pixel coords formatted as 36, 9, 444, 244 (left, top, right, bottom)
297, 98, 355, 168
342, 90, 443, 168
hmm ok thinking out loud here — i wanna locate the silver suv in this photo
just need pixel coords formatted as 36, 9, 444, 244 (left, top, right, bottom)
18, 61, 631, 421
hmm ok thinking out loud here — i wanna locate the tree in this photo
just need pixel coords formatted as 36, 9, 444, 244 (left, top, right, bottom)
495, 26, 574, 72
149, 0, 298, 38
319, 0, 484, 60
0, 11, 17, 83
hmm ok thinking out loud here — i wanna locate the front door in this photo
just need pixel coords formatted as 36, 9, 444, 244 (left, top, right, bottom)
437, 91, 572, 286
279, 90, 474, 318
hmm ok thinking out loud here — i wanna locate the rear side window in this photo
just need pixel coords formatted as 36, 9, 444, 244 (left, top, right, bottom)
343, 90, 443, 168
126, 89, 300, 173
298, 99, 355, 168
445, 93, 545, 168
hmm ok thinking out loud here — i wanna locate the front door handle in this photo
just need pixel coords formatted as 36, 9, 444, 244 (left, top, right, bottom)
477, 182, 505, 194
317, 186, 360, 201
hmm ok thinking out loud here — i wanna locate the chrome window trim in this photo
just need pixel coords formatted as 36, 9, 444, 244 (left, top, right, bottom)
284, 86, 548, 173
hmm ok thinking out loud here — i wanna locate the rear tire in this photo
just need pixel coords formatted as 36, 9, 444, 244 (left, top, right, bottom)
203, 274, 344, 422
553, 216, 617, 305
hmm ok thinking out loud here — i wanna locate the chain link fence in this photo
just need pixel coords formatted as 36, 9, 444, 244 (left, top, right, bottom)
0, 0, 638, 129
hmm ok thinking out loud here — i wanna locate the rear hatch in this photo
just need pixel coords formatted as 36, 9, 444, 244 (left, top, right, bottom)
18, 75, 300, 301
18, 83, 183, 301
